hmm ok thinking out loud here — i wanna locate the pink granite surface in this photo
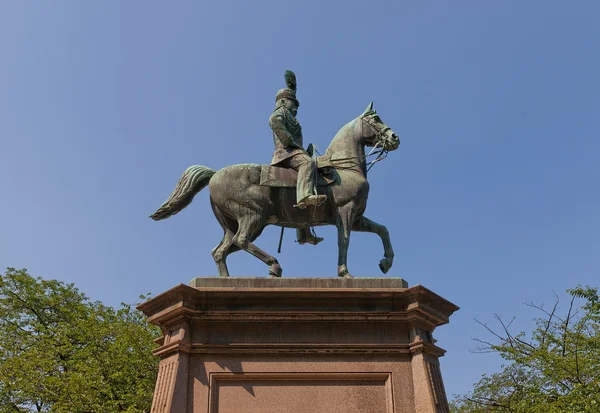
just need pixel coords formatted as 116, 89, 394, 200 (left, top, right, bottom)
138, 279, 458, 413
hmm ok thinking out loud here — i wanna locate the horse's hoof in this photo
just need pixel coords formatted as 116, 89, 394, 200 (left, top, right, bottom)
379, 258, 392, 274
337, 265, 353, 279
269, 264, 282, 278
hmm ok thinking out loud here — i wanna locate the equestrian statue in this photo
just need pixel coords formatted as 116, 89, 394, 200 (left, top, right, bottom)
150, 70, 401, 278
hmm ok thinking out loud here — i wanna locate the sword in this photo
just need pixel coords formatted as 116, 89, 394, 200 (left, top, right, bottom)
277, 227, 284, 254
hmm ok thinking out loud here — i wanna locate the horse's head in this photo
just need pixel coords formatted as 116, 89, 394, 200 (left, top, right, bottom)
359, 102, 400, 151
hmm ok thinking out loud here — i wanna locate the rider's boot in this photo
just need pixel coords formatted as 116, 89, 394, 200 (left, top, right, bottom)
296, 195, 328, 209
297, 228, 324, 246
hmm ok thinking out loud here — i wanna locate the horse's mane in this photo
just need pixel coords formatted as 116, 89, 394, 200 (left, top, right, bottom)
325, 117, 359, 155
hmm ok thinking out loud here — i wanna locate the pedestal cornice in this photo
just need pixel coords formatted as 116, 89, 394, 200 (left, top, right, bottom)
138, 278, 458, 326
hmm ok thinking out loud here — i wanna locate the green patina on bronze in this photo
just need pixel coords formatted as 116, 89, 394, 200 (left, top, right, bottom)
150, 71, 401, 279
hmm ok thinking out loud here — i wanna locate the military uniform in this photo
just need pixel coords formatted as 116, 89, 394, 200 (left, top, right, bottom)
270, 70, 325, 245
269, 105, 317, 205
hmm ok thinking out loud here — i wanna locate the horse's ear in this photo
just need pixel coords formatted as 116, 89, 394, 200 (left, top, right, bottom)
362, 101, 374, 115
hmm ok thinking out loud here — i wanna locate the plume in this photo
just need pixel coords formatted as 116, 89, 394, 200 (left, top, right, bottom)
284, 70, 297, 91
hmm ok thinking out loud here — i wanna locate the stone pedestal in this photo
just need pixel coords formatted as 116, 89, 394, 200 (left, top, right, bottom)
138, 278, 458, 413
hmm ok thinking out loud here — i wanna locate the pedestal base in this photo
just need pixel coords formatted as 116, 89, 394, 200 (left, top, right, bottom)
138, 278, 458, 413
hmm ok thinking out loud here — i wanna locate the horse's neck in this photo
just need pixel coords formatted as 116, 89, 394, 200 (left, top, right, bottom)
326, 118, 366, 176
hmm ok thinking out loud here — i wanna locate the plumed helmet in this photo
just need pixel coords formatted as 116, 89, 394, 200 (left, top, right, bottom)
275, 70, 299, 107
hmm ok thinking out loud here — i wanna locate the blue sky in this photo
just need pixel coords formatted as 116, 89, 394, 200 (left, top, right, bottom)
1, 1, 599, 399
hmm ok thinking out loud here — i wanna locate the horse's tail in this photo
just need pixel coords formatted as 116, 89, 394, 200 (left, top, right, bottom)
150, 165, 217, 221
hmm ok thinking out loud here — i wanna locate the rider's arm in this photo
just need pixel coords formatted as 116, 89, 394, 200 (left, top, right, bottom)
269, 112, 298, 149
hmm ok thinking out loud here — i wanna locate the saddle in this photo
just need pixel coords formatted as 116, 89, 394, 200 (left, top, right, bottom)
260, 154, 339, 188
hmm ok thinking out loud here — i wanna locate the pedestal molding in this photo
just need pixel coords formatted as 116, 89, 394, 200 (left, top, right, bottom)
138, 279, 458, 413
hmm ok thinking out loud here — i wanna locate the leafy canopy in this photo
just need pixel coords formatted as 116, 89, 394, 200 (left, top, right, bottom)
0, 268, 160, 413
452, 286, 600, 413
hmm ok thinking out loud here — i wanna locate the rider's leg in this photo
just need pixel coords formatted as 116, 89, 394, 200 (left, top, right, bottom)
285, 153, 314, 203
285, 154, 327, 208
281, 154, 326, 244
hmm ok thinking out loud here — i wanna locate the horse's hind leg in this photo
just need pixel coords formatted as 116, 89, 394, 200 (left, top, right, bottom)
211, 230, 235, 277
211, 199, 239, 277
233, 213, 282, 277
246, 242, 282, 277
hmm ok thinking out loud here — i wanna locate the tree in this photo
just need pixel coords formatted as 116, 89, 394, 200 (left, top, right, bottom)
452, 286, 600, 413
0, 268, 160, 413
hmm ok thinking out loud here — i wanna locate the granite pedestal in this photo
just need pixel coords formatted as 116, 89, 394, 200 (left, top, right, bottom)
138, 278, 458, 413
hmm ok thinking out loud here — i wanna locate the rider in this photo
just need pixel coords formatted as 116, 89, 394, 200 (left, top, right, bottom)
269, 70, 327, 245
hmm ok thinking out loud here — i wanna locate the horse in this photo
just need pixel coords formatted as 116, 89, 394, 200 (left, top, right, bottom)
150, 102, 400, 278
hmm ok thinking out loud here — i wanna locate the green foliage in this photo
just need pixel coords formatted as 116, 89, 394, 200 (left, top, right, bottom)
0, 268, 160, 413
452, 286, 600, 413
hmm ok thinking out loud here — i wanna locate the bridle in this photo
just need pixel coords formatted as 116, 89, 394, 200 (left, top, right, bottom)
324, 113, 391, 173
360, 113, 390, 171
322, 112, 393, 173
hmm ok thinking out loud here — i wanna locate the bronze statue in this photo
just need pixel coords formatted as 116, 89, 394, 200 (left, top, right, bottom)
269, 71, 325, 245
150, 71, 401, 278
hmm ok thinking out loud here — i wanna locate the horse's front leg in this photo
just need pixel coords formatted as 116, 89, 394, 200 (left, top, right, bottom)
336, 206, 355, 278
352, 216, 395, 274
